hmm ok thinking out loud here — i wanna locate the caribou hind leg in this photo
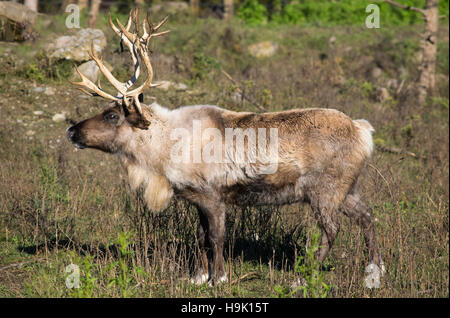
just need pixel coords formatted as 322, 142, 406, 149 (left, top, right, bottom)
340, 187, 385, 274
309, 192, 342, 263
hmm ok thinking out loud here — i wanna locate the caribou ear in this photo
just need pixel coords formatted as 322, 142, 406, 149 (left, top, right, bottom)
125, 100, 152, 130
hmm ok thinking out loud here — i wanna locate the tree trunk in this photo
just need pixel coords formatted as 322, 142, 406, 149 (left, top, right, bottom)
78, 0, 89, 11
223, 0, 234, 20
417, 0, 439, 104
190, 0, 200, 17
60, 0, 75, 13
135, 0, 145, 7
24, 0, 38, 12
88, 0, 101, 28
384, 0, 439, 105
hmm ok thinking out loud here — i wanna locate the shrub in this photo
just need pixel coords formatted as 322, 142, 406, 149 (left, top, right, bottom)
249, 0, 450, 26
237, 0, 269, 25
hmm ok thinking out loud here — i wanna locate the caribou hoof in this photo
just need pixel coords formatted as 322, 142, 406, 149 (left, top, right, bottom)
190, 272, 209, 285
208, 274, 227, 287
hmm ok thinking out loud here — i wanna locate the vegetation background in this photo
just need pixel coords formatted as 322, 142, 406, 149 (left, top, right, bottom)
0, 0, 448, 297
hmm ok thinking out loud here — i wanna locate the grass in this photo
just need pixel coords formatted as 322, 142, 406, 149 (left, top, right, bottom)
0, 10, 448, 298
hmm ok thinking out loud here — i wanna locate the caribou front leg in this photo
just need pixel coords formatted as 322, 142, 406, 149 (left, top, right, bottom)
190, 210, 210, 285
188, 192, 227, 286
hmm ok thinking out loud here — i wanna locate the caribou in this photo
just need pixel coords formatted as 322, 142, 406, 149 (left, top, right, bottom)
66, 9, 384, 285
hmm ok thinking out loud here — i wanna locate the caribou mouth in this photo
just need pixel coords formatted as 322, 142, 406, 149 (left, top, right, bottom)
72, 142, 87, 149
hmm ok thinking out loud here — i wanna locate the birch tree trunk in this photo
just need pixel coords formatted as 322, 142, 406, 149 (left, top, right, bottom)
384, 0, 439, 105
78, 0, 88, 11
88, 0, 101, 28
24, 0, 38, 12
417, 0, 439, 104
190, 0, 200, 17
60, 0, 75, 13
223, 0, 234, 20
135, 0, 145, 7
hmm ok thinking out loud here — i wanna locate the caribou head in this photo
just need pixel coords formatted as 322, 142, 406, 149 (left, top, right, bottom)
66, 9, 169, 152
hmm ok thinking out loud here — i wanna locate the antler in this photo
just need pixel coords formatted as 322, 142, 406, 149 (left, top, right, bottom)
71, 8, 170, 116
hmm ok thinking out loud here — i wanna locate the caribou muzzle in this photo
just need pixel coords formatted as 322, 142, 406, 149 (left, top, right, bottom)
66, 123, 87, 149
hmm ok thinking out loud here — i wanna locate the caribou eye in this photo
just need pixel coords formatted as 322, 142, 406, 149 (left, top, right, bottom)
104, 112, 120, 123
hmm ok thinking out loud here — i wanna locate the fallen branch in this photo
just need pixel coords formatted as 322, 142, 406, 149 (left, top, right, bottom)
383, 0, 426, 16
376, 144, 423, 159
395, 79, 405, 96
221, 69, 267, 112
231, 271, 259, 285
0, 257, 46, 271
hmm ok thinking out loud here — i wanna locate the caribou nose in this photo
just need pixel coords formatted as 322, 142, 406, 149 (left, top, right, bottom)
66, 126, 76, 141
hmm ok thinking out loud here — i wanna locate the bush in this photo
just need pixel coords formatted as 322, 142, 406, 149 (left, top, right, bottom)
240, 0, 450, 26
237, 0, 269, 25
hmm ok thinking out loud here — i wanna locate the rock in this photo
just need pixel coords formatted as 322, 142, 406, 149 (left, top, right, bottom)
231, 91, 242, 103
150, 1, 189, 15
175, 83, 188, 91
0, 1, 38, 25
33, 86, 56, 95
399, 66, 409, 80
52, 112, 67, 123
370, 67, 383, 79
328, 36, 336, 46
290, 277, 307, 292
44, 28, 107, 62
0, 1, 38, 41
376, 87, 390, 102
44, 87, 56, 96
26, 130, 35, 136
74, 60, 100, 83
344, 46, 353, 53
386, 78, 398, 91
248, 41, 278, 59
33, 110, 43, 116
412, 51, 423, 64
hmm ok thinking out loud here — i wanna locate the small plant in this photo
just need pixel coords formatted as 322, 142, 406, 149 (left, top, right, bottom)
274, 228, 332, 298
431, 97, 449, 110
112, 232, 134, 296
294, 228, 332, 298
191, 53, 221, 81
70, 253, 98, 298
106, 231, 147, 297
361, 81, 375, 99
261, 88, 273, 108
401, 122, 413, 139
21, 63, 46, 83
